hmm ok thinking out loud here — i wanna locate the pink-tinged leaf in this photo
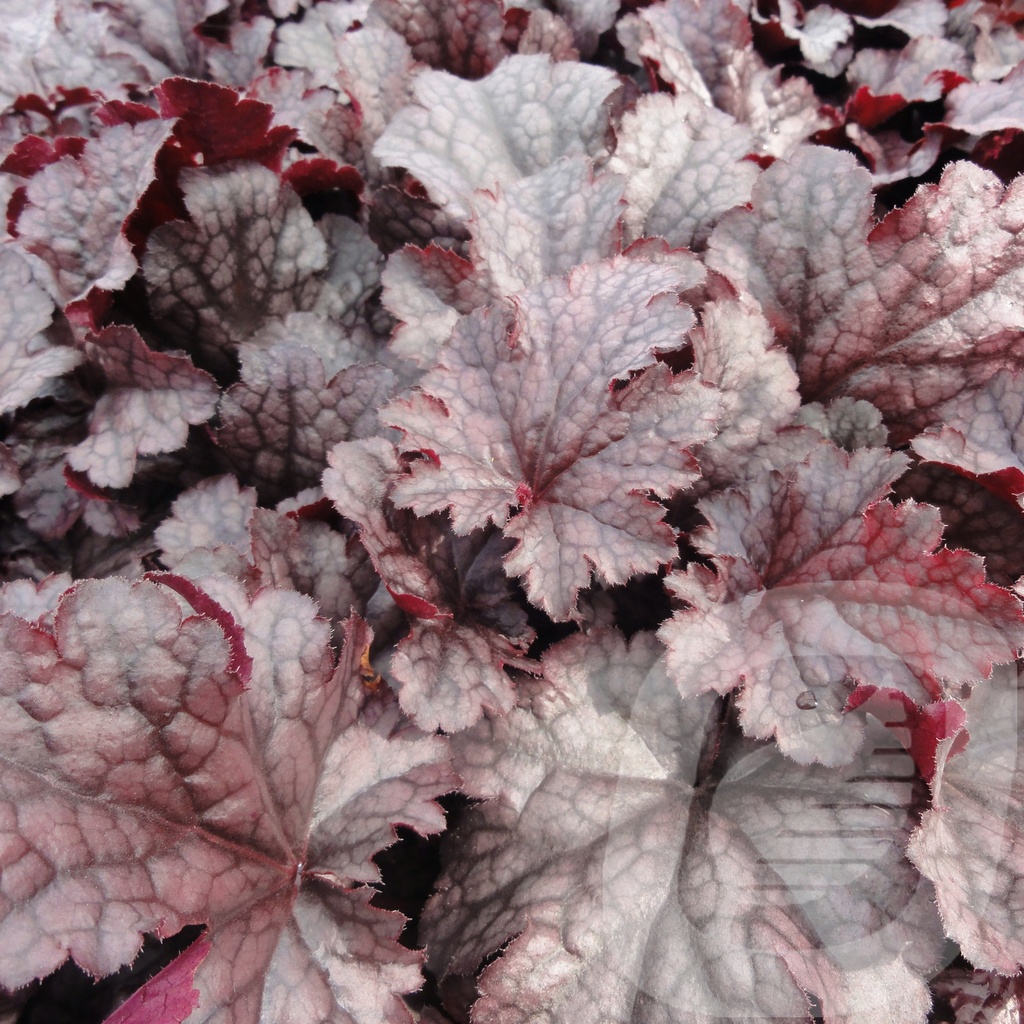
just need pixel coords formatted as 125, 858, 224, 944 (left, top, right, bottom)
427, 629, 944, 1024
324, 437, 532, 731
617, 0, 828, 156
467, 155, 625, 296
847, 37, 969, 124
248, 508, 378, 624
946, 62, 1024, 135
0, 572, 73, 628
510, 7, 578, 61
851, 0, 948, 37
276, 18, 415, 179
100, 0, 209, 78
908, 664, 1024, 973
248, 68, 361, 171
314, 215, 385, 329
844, 686, 968, 783
155, 475, 258, 569
215, 342, 394, 505
707, 148, 1024, 439
796, 397, 889, 451
204, 17, 275, 89
930, 965, 1024, 1024
368, 0, 509, 78
689, 298, 814, 489
66, 326, 218, 488
275, 4, 385, 88
0, 2, 162, 108
764, 0, 853, 76
912, 368, 1024, 504
373, 54, 620, 220
17, 119, 173, 305
964, 3, 1024, 82
658, 445, 1024, 765
103, 936, 210, 1024
0, 245, 78, 415
845, 123, 947, 186
541, 0, 619, 55
249, 310, 380, 380
0, 579, 454, 1021
609, 92, 758, 252
382, 244, 491, 369
386, 257, 720, 619
143, 165, 329, 372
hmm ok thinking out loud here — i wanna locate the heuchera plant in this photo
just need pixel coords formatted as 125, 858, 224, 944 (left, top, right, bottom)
3, 0, 1024, 1022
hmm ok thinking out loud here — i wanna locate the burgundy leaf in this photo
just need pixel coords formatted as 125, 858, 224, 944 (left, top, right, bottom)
706, 147, 1024, 439
658, 445, 1024, 764
930, 965, 1024, 1024
893, 462, 1024, 588
385, 257, 720, 619
154, 79, 295, 170
103, 936, 210, 1024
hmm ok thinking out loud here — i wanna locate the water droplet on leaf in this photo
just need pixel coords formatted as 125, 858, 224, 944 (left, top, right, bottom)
795, 690, 818, 710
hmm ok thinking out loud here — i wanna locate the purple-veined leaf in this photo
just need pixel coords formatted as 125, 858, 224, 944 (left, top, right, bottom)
17, 119, 173, 306
325, 436, 533, 731
143, 164, 329, 372
367, 0, 509, 78
707, 147, 1024, 440
385, 256, 720, 619
0, 576, 455, 1022
215, 342, 393, 505
658, 444, 1024, 765
66, 325, 218, 489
